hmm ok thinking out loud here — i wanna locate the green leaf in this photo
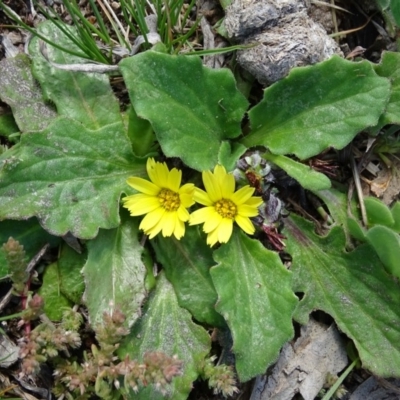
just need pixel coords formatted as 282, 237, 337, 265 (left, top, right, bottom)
218, 141, 247, 171
347, 217, 366, 242
58, 244, 85, 304
83, 210, 147, 327
391, 201, 400, 232
0, 112, 19, 140
241, 56, 390, 159
391, 0, 400, 26
119, 272, 210, 400
284, 215, 400, 377
315, 186, 361, 243
126, 105, 156, 157
377, 0, 390, 10
0, 55, 57, 132
0, 218, 61, 280
364, 196, 394, 227
151, 226, 225, 327
38, 262, 72, 321
119, 51, 249, 171
374, 52, 400, 127
29, 22, 121, 130
264, 153, 331, 191
365, 225, 400, 279
0, 117, 146, 238
211, 230, 297, 382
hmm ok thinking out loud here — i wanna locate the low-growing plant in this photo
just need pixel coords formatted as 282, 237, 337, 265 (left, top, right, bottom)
1, 7, 400, 399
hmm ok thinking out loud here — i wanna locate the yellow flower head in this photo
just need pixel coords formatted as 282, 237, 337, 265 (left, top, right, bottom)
123, 158, 195, 239
189, 164, 263, 246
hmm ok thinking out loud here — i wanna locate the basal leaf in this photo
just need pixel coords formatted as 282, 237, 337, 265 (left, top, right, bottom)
391, 0, 400, 26
58, 244, 85, 304
211, 230, 298, 382
29, 21, 121, 130
83, 210, 147, 327
391, 201, 400, 232
152, 226, 225, 327
264, 153, 331, 191
119, 51, 248, 171
0, 117, 146, 238
365, 225, 400, 279
0, 55, 57, 133
374, 51, 400, 127
285, 215, 400, 377
364, 196, 394, 227
242, 56, 390, 159
315, 186, 361, 244
38, 262, 72, 321
119, 272, 210, 400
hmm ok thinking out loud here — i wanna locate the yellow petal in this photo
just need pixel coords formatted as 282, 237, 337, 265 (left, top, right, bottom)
189, 207, 215, 225
179, 184, 195, 207
237, 204, 260, 217
203, 211, 223, 233
123, 195, 160, 216
127, 177, 160, 196
214, 165, 235, 197
245, 196, 264, 207
173, 218, 185, 240
206, 229, 219, 247
146, 217, 165, 239
162, 211, 176, 237
235, 215, 255, 235
147, 159, 169, 187
193, 188, 213, 206
140, 207, 165, 232
217, 218, 233, 243
167, 167, 182, 192
177, 206, 190, 222
203, 170, 222, 202
231, 185, 255, 205
180, 193, 195, 208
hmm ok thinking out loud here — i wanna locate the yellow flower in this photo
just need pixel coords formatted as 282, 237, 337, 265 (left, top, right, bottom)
122, 158, 195, 239
189, 164, 263, 246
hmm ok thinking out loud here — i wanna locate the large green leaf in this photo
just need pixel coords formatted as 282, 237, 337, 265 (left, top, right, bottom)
211, 229, 298, 382
57, 243, 85, 304
365, 225, 400, 279
374, 52, 400, 128
119, 51, 249, 171
83, 211, 147, 327
264, 153, 331, 191
315, 186, 361, 244
29, 21, 121, 130
0, 117, 145, 238
391, 0, 400, 26
38, 244, 85, 321
38, 262, 72, 321
151, 226, 225, 327
241, 56, 390, 159
119, 272, 210, 400
285, 215, 400, 377
0, 55, 57, 133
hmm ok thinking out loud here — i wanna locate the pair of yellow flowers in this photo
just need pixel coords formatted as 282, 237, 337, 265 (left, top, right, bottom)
122, 158, 263, 247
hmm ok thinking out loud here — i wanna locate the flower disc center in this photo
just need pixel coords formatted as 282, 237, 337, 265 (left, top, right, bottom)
215, 199, 237, 219
158, 188, 180, 211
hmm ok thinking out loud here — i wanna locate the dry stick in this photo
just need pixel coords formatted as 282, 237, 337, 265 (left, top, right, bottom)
330, 0, 339, 42
330, 13, 375, 38
350, 156, 368, 227
96, 0, 128, 41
